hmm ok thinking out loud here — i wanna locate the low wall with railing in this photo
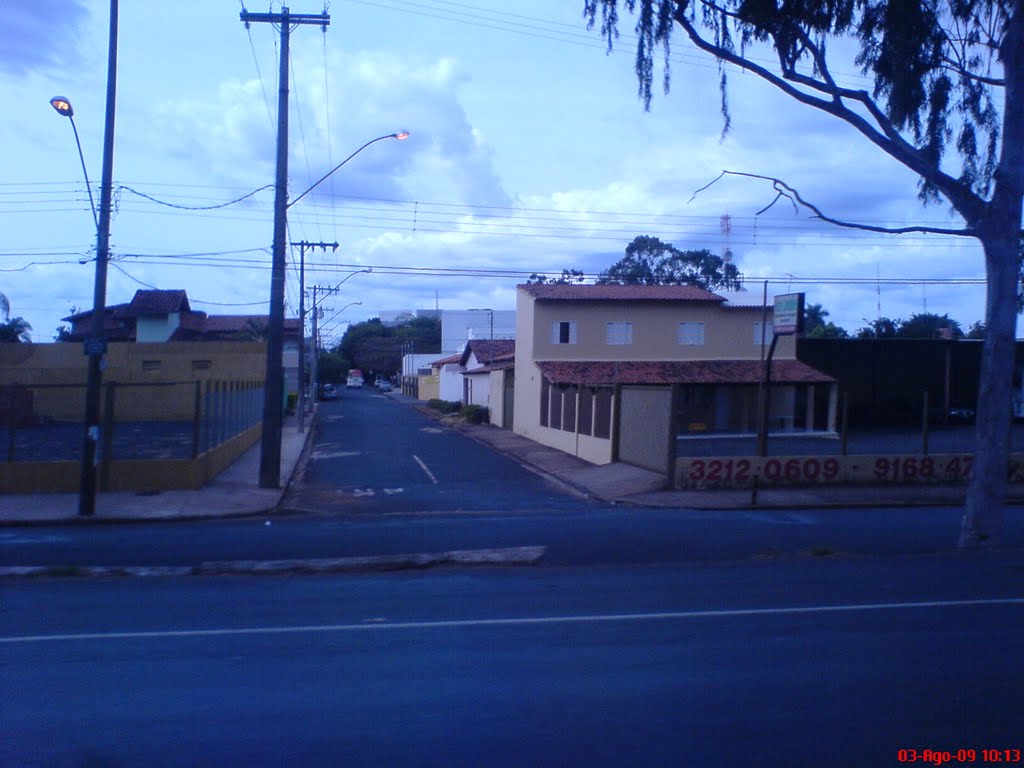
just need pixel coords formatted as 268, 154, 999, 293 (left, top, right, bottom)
0, 379, 265, 493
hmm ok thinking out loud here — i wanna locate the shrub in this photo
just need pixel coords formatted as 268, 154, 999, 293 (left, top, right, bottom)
427, 398, 461, 414
460, 404, 489, 424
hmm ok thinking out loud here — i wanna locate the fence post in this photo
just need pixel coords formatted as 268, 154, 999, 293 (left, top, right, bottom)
191, 380, 202, 459
100, 382, 116, 492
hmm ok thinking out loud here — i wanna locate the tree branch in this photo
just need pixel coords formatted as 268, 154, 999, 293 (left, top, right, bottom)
673, 2, 989, 222
694, 170, 977, 236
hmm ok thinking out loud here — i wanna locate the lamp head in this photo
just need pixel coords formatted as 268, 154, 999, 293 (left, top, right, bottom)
394, 131, 410, 141
50, 96, 74, 118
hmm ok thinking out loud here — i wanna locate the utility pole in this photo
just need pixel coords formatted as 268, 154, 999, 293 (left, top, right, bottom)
240, 6, 329, 487
292, 240, 337, 432
79, 0, 119, 517
309, 284, 339, 404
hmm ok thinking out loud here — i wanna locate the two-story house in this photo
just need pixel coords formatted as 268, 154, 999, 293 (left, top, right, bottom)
513, 284, 836, 471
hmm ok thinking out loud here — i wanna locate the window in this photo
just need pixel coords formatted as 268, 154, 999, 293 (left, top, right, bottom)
191, 360, 212, 372
551, 320, 577, 345
141, 360, 162, 372
678, 322, 705, 346
606, 321, 633, 345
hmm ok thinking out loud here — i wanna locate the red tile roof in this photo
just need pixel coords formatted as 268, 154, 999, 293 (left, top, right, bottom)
430, 353, 463, 366
521, 284, 724, 302
461, 338, 516, 366
128, 289, 191, 315
535, 359, 833, 386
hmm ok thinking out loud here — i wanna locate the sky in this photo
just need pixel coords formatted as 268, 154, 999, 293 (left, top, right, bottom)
1, 0, 998, 348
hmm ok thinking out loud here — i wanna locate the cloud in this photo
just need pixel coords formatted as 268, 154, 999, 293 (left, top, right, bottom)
152, 48, 508, 209
0, 1, 91, 76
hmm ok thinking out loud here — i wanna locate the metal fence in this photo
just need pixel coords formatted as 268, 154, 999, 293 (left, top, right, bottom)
0, 380, 264, 464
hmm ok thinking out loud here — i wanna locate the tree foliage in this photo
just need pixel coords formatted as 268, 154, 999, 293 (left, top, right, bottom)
0, 292, 31, 343
527, 269, 586, 285
854, 312, 964, 339
583, 0, 1024, 547
597, 236, 742, 290
334, 315, 441, 380
803, 303, 849, 338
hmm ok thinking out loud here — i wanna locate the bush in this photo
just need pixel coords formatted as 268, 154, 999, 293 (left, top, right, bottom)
460, 404, 489, 424
427, 398, 461, 414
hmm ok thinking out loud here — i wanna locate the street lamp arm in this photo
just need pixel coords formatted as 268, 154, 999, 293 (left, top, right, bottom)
287, 131, 409, 209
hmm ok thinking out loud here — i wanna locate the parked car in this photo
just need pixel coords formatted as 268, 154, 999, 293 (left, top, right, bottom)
320, 383, 337, 400
376, 380, 393, 392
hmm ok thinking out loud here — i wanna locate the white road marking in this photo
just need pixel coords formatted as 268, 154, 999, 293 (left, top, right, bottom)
420, 427, 444, 434
3, 598, 1021, 644
0, 534, 72, 545
382, 488, 405, 495
413, 454, 438, 484
311, 450, 362, 460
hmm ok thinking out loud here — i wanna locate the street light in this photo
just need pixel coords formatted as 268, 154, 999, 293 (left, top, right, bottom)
49, 97, 98, 228
49, 0, 119, 518
288, 131, 410, 209
259, 130, 407, 488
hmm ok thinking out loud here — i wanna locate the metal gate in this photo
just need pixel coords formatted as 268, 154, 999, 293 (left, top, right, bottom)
617, 385, 673, 473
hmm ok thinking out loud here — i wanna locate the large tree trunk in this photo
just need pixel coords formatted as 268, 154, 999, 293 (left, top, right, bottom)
960, 231, 1019, 547
961, 4, 1024, 548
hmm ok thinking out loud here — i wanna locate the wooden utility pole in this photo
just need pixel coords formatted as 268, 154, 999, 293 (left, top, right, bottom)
240, 6, 329, 487
292, 241, 338, 431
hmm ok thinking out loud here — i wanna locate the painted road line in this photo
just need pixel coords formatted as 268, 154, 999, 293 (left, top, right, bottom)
413, 454, 438, 484
3, 597, 1022, 644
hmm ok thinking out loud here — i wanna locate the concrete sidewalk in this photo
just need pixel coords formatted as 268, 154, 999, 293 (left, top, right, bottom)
0, 413, 314, 525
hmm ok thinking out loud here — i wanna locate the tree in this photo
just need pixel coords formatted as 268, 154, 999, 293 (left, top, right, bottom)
584, 1, 1024, 547
336, 315, 441, 378
598, 235, 742, 289
855, 317, 902, 339
803, 303, 849, 338
899, 312, 965, 339
527, 269, 586, 285
0, 292, 31, 343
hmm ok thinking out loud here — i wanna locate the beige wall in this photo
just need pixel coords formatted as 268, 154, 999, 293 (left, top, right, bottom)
513, 291, 617, 464
417, 375, 440, 401
531, 301, 795, 361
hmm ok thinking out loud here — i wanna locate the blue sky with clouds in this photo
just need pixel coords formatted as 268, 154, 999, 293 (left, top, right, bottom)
1, 0, 992, 346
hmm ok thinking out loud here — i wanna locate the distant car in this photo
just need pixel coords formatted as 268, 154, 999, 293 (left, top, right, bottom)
376, 380, 393, 392
346, 374, 363, 389
320, 383, 337, 400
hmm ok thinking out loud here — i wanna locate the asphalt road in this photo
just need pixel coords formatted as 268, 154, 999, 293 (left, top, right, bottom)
3, 555, 1022, 767
288, 388, 584, 514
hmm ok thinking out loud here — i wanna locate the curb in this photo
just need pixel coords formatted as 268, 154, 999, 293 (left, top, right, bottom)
0, 545, 547, 579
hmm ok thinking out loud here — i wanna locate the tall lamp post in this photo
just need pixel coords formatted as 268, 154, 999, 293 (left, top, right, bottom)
259, 130, 408, 488
49, 0, 119, 517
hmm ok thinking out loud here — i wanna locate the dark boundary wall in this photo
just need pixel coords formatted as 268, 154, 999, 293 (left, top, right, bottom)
796, 338, 1024, 427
